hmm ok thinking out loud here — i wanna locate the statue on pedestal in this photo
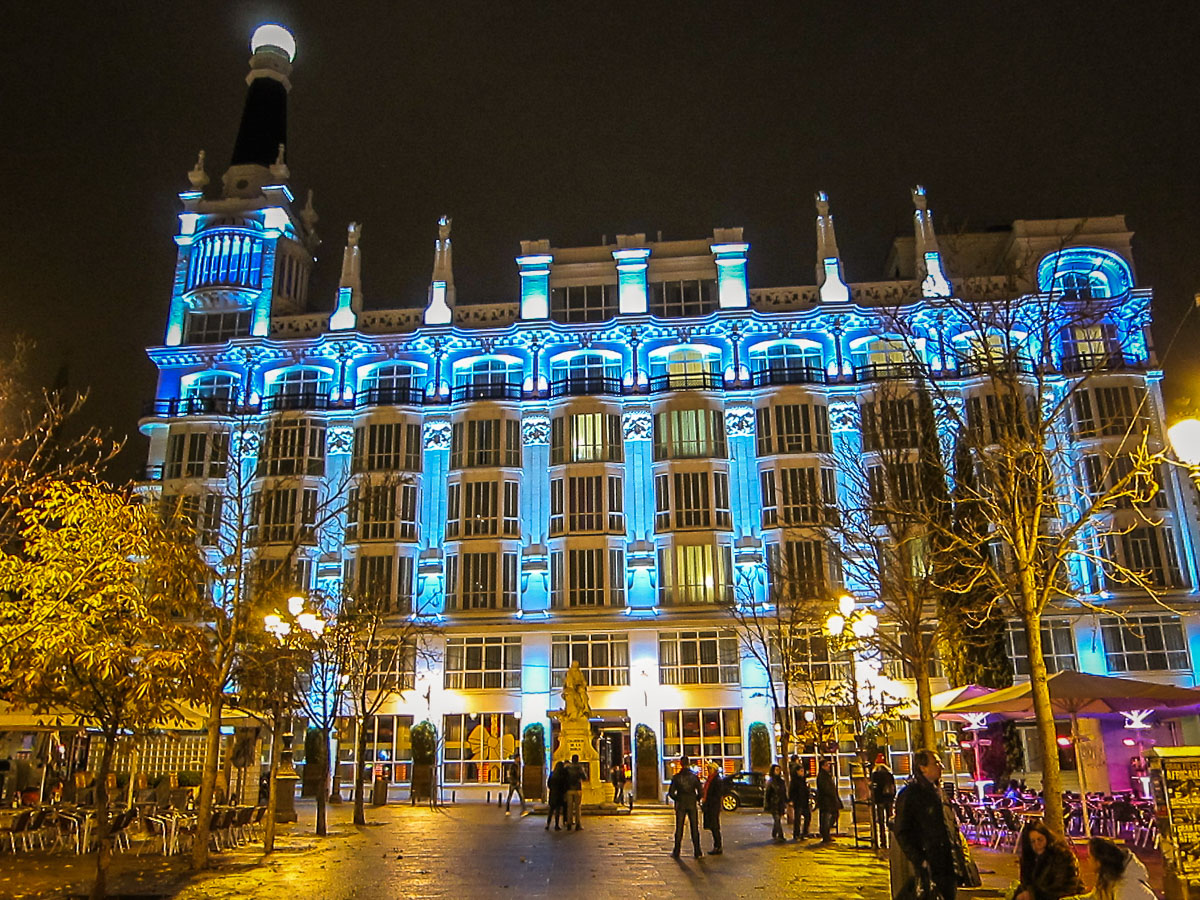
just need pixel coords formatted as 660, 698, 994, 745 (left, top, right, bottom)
562, 660, 592, 721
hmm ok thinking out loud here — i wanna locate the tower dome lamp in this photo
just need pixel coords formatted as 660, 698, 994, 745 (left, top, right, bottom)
250, 24, 296, 62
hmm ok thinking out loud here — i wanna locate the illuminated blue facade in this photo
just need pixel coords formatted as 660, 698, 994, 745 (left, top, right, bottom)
141, 29, 1200, 797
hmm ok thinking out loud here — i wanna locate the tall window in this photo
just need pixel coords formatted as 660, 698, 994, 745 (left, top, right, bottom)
755, 402, 830, 455
1006, 619, 1077, 676
444, 637, 522, 689
257, 419, 326, 477
1079, 455, 1169, 510
549, 547, 626, 608
1071, 385, 1149, 439
249, 487, 318, 544
1106, 526, 1184, 589
965, 391, 1035, 444
550, 475, 624, 535
652, 408, 727, 460
657, 544, 733, 605
760, 466, 836, 526
860, 398, 921, 451
550, 284, 618, 323
161, 492, 223, 546
770, 630, 845, 683
659, 631, 739, 684
550, 413, 623, 464
551, 634, 630, 687
654, 471, 730, 530
454, 358, 522, 388
442, 713, 520, 785
446, 479, 519, 539
360, 363, 425, 400
549, 352, 622, 384
649, 279, 718, 318
1101, 614, 1189, 673
346, 483, 418, 542
649, 347, 722, 385
352, 422, 422, 472
267, 369, 331, 408
766, 540, 829, 600
661, 709, 742, 779
185, 231, 264, 292
164, 429, 229, 480
450, 418, 521, 468
445, 551, 519, 610
344, 553, 415, 615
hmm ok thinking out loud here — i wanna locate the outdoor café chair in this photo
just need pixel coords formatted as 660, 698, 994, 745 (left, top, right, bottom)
0, 810, 32, 854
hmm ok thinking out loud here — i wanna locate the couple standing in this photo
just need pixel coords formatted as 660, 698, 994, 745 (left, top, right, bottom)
667, 756, 727, 858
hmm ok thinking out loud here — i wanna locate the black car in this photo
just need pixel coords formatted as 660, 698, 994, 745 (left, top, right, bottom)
721, 771, 765, 811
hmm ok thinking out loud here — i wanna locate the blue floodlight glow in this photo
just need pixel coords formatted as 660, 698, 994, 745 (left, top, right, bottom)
517, 254, 553, 320
921, 252, 952, 298
711, 242, 749, 309
425, 281, 452, 325
819, 258, 850, 303
329, 287, 357, 330
251, 24, 296, 62
614, 248, 650, 314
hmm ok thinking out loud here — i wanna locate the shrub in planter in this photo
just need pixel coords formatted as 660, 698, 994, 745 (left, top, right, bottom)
634, 724, 659, 800
749, 722, 771, 773
410, 720, 438, 803
522, 724, 546, 800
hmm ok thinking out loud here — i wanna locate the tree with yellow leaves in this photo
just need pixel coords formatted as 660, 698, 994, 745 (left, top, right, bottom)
0, 480, 211, 900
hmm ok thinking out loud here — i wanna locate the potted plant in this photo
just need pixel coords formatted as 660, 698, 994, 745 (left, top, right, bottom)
749, 722, 772, 774
634, 724, 659, 800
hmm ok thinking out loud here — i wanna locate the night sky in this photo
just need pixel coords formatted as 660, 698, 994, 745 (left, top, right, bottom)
3, 3, 1199, 478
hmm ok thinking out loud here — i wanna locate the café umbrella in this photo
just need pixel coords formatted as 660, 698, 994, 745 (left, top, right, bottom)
939, 671, 1200, 836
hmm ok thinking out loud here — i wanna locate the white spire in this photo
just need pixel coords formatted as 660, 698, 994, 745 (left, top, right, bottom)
425, 215, 455, 326
814, 191, 849, 303
329, 222, 362, 331
912, 186, 952, 298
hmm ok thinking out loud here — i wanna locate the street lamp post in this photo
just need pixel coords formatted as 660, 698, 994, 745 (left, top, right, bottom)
825, 594, 879, 849
262, 595, 326, 845
1167, 418, 1200, 489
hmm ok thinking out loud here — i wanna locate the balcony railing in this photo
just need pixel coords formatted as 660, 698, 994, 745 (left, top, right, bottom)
356, 386, 427, 408
549, 376, 624, 398
751, 365, 828, 387
451, 381, 524, 402
262, 392, 330, 412
142, 396, 239, 418
1061, 351, 1136, 374
853, 362, 925, 381
953, 356, 1036, 378
648, 372, 724, 393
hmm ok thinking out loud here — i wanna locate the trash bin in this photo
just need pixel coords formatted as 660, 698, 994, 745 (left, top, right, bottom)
371, 776, 388, 807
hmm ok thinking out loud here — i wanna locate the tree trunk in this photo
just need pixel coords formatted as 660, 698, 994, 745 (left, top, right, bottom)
914, 662, 938, 753
353, 714, 368, 826
1024, 611, 1065, 835
264, 715, 283, 853
89, 729, 117, 900
315, 727, 330, 836
191, 697, 224, 871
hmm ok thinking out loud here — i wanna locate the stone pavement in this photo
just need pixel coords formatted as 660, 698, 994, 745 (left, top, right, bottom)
0, 800, 1165, 899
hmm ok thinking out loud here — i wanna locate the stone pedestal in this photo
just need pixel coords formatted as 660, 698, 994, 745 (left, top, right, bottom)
551, 715, 608, 807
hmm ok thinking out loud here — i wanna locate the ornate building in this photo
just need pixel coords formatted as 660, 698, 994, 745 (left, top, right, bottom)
140, 26, 1200, 797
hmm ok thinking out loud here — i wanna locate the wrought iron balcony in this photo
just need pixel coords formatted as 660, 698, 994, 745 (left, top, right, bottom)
1061, 351, 1136, 374
262, 392, 330, 412
953, 356, 1036, 377
751, 365, 828, 387
853, 362, 925, 381
548, 376, 624, 398
648, 372, 724, 393
356, 386, 427, 408
450, 382, 524, 402
141, 396, 239, 418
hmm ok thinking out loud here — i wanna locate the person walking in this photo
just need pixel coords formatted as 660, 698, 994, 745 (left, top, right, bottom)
667, 755, 703, 859
701, 762, 726, 855
893, 749, 968, 900
504, 751, 524, 814
816, 758, 841, 844
565, 754, 585, 831
869, 756, 896, 848
611, 757, 627, 805
789, 755, 811, 841
545, 760, 567, 831
764, 763, 788, 842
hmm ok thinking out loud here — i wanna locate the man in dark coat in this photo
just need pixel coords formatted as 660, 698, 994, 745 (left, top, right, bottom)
700, 762, 726, 854
788, 755, 811, 840
666, 755, 703, 859
545, 760, 567, 830
870, 757, 896, 848
815, 758, 841, 843
893, 749, 967, 900
504, 751, 524, 814
565, 754, 585, 831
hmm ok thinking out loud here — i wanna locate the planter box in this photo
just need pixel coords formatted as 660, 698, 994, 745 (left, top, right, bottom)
410, 763, 434, 803
523, 765, 545, 802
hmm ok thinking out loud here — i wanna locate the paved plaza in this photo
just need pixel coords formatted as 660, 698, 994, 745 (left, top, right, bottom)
0, 800, 1166, 899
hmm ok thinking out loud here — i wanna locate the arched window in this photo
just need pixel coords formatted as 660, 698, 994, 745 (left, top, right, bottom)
359, 363, 426, 406
182, 372, 241, 414
453, 357, 522, 388
266, 368, 331, 411
549, 352, 621, 384
649, 347, 722, 389
1036, 248, 1133, 298
749, 341, 823, 373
